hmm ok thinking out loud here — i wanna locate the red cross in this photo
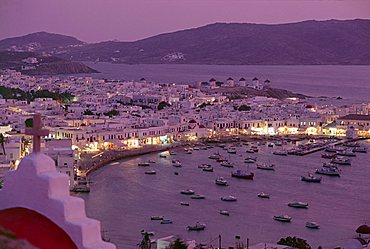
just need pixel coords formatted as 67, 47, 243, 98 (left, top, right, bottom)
25, 113, 49, 153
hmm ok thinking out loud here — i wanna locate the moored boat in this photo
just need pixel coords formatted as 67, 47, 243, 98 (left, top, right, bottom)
180, 189, 195, 195
256, 163, 275, 171
145, 170, 156, 175
331, 157, 351, 165
172, 160, 182, 167
138, 162, 150, 166
244, 157, 257, 163
187, 222, 206, 231
221, 195, 237, 202
208, 153, 221, 160
257, 192, 270, 199
306, 222, 320, 229
220, 210, 230, 216
288, 201, 308, 208
151, 215, 164, 220
220, 161, 234, 168
273, 150, 288, 156
337, 150, 356, 157
202, 165, 214, 172
321, 153, 337, 159
273, 215, 292, 222
160, 219, 173, 224
231, 170, 254, 180
353, 147, 368, 153
180, 202, 190, 206
215, 177, 228, 186
191, 194, 206, 199
301, 174, 322, 183
315, 167, 340, 176
227, 147, 237, 154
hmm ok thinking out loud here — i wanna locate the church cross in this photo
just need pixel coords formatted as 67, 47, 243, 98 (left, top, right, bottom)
25, 113, 49, 153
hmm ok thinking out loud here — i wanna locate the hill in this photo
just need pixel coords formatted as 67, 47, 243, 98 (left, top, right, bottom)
1, 19, 370, 65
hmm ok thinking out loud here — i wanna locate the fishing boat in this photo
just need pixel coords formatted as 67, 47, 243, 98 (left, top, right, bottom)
180, 202, 190, 206
187, 222, 206, 231
273, 215, 292, 222
220, 161, 234, 168
301, 174, 322, 183
193, 147, 200, 151
273, 150, 288, 156
215, 177, 228, 186
227, 147, 237, 154
220, 210, 230, 216
343, 142, 360, 147
221, 195, 237, 202
257, 192, 270, 199
191, 194, 206, 199
145, 170, 156, 175
160, 219, 173, 224
180, 189, 195, 195
321, 153, 337, 159
159, 154, 167, 158
337, 150, 356, 157
315, 167, 340, 177
231, 170, 254, 180
202, 165, 214, 172
244, 157, 257, 163
198, 164, 211, 169
169, 151, 177, 155
288, 201, 308, 208
331, 157, 351, 165
150, 216, 164, 220
306, 222, 320, 229
322, 162, 339, 170
172, 160, 182, 167
256, 163, 275, 171
138, 162, 150, 166
353, 147, 368, 153
148, 160, 156, 164
208, 153, 221, 159
185, 150, 193, 154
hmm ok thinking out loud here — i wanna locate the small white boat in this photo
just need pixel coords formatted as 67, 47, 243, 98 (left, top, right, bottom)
353, 147, 368, 153
191, 194, 206, 199
193, 147, 200, 151
202, 165, 214, 172
257, 163, 274, 171
331, 157, 351, 165
246, 149, 255, 154
221, 195, 237, 202
198, 164, 211, 169
148, 160, 156, 164
215, 177, 228, 186
180, 202, 190, 206
315, 167, 340, 176
257, 192, 270, 199
220, 161, 234, 168
145, 170, 156, 175
337, 150, 356, 157
220, 210, 230, 216
187, 222, 206, 231
169, 151, 176, 155
273, 215, 292, 222
180, 189, 195, 195
159, 154, 167, 158
172, 160, 182, 167
306, 222, 320, 229
288, 201, 308, 208
150, 216, 164, 220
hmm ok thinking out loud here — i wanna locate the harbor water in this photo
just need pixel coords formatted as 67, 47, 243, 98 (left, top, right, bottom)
77, 140, 370, 248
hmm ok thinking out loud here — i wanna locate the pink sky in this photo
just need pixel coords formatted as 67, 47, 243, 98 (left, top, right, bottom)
1, 0, 370, 42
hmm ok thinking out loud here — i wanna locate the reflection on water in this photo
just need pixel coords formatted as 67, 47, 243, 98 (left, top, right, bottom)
78, 140, 370, 248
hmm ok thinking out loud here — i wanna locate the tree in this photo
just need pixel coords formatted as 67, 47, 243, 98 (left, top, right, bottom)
139, 232, 151, 249
83, 109, 94, 115
238, 105, 251, 111
0, 133, 6, 156
158, 101, 170, 110
25, 118, 33, 128
168, 238, 187, 249
277, 236, 311, 249
103, 109, 119, 117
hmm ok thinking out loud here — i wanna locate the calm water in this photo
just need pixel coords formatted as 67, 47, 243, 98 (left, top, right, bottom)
78, 141, 370, 248
84, 63, 370, 101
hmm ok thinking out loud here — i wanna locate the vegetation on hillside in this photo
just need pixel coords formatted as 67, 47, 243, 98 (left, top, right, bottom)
0, 86, 74, 103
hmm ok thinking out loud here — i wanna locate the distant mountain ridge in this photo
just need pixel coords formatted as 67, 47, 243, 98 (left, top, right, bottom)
1, 19, 370, 65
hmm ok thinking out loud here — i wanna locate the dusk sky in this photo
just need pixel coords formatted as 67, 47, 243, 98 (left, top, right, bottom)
1, 0, 370, 42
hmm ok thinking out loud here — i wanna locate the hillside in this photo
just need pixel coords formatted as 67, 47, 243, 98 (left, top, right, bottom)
1, 19, 370, 65
0, 51, 98, 75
